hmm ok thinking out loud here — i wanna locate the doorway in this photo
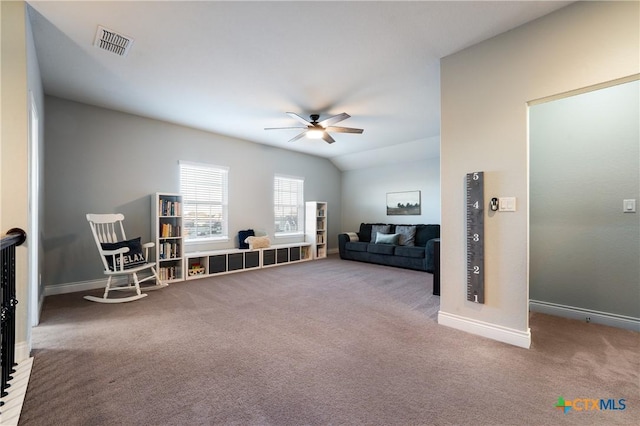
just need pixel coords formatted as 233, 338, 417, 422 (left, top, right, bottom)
528, 78, 640, 330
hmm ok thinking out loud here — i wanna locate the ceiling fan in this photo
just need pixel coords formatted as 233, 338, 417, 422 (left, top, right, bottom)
265, 112, 363, 144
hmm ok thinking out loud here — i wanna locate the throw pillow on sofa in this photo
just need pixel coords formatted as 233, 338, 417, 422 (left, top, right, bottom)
375, 232, 400, 245
395, 225, 417, 246
371, 224, 391, 242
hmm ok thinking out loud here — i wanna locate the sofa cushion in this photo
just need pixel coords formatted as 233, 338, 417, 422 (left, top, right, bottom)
375, 232, 400, 245
415, 225, 440, 247
367, 243, 395, 255
345, 241, 369, 252
395, 245, 426, 259
359, 223, 388, 242
371, 224, 391, 242
358, 223, 373, 242
395, 225, 416, 246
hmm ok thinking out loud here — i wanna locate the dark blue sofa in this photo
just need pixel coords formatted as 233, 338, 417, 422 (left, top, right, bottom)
338, 223, 440, 272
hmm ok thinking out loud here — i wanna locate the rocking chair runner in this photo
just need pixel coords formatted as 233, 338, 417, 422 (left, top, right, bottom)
86, 213, 167, 303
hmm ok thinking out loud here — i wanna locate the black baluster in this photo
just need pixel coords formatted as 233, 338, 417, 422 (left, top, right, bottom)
0, 228, 26, 412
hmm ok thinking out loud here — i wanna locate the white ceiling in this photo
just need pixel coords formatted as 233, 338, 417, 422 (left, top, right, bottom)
27, 1, 572, 170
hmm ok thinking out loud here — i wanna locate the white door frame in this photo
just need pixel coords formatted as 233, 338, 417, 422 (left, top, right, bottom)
28, 90, 40, 332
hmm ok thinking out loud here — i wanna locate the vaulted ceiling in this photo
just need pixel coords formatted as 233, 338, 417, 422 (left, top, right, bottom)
27, 1, 572, 170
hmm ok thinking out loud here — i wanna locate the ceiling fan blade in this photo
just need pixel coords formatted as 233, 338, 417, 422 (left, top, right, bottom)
318, 112, 350, 127
288, 132, 308, 143
321, 132, 336, 144
325, 126, 364, 134
286, 112, 313, 126
264, 127, 306, 130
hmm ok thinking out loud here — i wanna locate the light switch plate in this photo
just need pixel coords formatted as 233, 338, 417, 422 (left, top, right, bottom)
623, 199, 636, 213
498, 197, 516, 212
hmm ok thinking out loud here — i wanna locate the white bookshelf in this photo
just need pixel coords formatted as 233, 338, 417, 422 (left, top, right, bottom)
305, 201, 327, 259
152, 192, 184, 282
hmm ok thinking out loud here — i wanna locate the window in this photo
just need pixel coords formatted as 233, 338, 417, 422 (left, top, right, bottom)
274, 175, 304, 236
180, 161, 228, 241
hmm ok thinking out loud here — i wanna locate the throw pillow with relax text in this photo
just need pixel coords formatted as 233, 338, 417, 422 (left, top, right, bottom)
101, 237, 146, 271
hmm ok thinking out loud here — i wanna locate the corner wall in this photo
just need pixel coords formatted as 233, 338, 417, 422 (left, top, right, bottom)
1, 1, 31, 360
341, 157, 440, 233
43, 96, 342, 289
439, 1, 640, 347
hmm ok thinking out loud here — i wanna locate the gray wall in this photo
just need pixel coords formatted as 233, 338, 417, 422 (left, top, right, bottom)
440, 1, 639, 346
44, 96, 341, 287
530, 80, 639, 318
341, 157, 440, 232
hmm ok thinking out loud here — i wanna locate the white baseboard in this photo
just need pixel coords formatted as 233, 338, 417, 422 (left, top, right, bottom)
44, 277, 127, 296
437, 311, 531, 349
529, 300, 640, 332
44, 278, 105, 296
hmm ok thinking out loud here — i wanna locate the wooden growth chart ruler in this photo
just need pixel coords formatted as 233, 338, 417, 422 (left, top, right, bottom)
466, 171, 485, 304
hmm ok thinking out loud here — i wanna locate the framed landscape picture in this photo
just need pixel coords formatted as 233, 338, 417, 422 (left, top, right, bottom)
387, 191, 421, 215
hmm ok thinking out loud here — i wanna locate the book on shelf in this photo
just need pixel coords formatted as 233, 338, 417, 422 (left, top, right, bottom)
160, 223, 181, 238
159, 265, 180, 281
159, 242, 181, 259
161, 223, 171, 238
159, 199, 181, 217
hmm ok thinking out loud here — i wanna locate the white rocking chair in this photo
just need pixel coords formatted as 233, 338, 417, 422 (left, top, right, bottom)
86, 213, 167, 303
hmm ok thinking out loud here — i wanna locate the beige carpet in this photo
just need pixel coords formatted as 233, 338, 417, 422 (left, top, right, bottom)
19, 256, 639, 425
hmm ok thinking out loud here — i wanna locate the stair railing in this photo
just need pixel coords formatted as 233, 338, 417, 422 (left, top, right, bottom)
0, 228, 27, 413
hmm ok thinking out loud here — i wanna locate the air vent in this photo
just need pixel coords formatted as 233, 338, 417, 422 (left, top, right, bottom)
93, 25, 133, 57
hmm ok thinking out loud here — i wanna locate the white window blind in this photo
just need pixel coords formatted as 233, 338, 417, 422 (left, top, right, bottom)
274, 175, 304, 235
180, 161, 228, 241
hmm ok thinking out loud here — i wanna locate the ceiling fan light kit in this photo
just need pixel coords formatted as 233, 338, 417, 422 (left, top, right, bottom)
306, 129, 325, 139
265, 112, 363, 144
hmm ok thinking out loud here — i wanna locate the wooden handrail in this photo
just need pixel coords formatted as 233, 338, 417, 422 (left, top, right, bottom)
0, 228, 27, 250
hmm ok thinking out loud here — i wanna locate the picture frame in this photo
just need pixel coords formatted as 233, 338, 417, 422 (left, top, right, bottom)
387, 191, 421, 215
